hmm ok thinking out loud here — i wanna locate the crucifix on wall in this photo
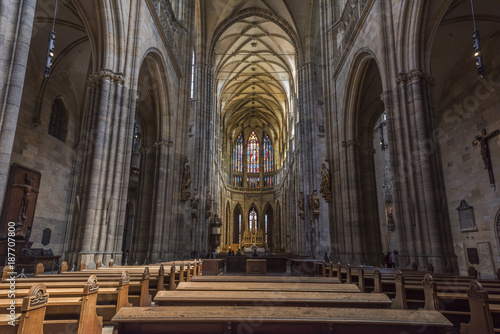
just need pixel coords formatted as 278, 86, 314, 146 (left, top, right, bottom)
472, 128, 499, 189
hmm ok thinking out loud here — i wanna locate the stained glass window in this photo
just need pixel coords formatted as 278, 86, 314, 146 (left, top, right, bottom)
265, 214, 268, 243
247, 176, 259, 188
263, 132, 274, 173
249, 208, 257, 231
233, 133, 243, 172
238, 213, 242, 243
264, 176, 274, 187
233, 176, 243, 187
247, 132, 259, 173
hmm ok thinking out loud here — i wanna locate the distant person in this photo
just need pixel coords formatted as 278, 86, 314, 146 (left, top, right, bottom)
324, 252, 330, 262
384, 252, 391, 268
390, 250, 399, 268
123, 250, 129, 265
211, 249, 216, 258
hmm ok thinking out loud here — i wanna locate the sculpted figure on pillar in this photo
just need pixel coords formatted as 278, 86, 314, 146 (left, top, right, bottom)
205, 191, 212, 218
180, 163, 191, 202
190, 190, 199, 218
320, 163, 333, 203
298, 191, 304, 218
310, 190, 320, 211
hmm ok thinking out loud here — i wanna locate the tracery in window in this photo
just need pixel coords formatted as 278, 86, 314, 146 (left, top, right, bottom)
249, 207, 257, 231
233, 133, 243, 172
48, 97, 68, 143
247, 132, 259, 173
263, 132, 274, 173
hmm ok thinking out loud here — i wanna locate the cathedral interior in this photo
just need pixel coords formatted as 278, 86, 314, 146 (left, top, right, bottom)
0, 0, 499, 278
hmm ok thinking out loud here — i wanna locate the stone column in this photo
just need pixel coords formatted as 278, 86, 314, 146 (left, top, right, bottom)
191, 62, 213, 254
76, 70, 131, 267
150, 139, 173, 262
392, 70, 456, 272
0, 0, 37, 208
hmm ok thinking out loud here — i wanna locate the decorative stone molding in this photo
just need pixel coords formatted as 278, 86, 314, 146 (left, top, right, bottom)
154, 139, 174, 148
396, 69, 435, 87
180, 162, 191, 202
331, 0, 373, 72
87, 69, 125, 86
150, 0, 181, 69
31, 117, 41, 130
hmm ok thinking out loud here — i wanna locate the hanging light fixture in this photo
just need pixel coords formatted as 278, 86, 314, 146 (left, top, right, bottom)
44, 0, 59, 78
470, 0, 485, 78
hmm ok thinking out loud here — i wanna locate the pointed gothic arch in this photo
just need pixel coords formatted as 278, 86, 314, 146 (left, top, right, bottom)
264, 203, 274, 250
233, 204, 243, 244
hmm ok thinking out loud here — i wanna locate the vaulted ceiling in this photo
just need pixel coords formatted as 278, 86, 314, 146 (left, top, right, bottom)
201, 0, 317, 165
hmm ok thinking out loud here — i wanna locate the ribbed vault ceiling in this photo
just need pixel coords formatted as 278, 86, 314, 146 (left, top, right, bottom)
216, 17, 295, 139
208, 1, 301, 151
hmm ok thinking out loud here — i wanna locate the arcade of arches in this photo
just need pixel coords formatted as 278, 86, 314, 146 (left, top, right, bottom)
0, 0, 499, 278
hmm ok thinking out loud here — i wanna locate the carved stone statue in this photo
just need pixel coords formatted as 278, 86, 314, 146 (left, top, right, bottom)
310, 189, 320, 211
320, 163, 333, 203
182, 164, 191, 189
190, 190, 199, 218
191, 190, 199, 209
298, 191, 304, 218
205, 191, 212, 218
180, 163, 191, 202
298, 192, 304, 213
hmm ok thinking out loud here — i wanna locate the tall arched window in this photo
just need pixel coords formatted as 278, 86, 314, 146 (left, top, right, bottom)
263, 132, 274, 173
233, 133, 243, 172
247, 132, 259, 173
48, 97, 68, 143
249, 207, 257, 231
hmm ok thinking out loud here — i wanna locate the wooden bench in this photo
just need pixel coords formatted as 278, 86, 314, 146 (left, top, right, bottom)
25, 267, 152, 307
190, 275, 341, 283
391, 272, 500, 331
0, 271, 131, 322
0, 276, 103, 333
111, 305, 452, 334
154, 290, 392, 308
175, 281, 360, 292
0, 283, 47, 334
460, 280, 500, 334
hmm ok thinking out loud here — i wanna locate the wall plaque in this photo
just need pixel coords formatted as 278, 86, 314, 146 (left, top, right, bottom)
42, 228, 51, 246
456, 200, 476, 231
467, 248, 479, 265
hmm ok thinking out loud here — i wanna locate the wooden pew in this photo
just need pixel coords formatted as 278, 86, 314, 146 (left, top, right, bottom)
460, 280, 500, 334
32, 266, 152, 306
190, 275, 341, 283
154, 290, 392, 308
175, 281, 360, 292
111, 306, 452, 334
0, 283, 47, 334
0, 276, 103, 333
391, 273, 500, 331
0, 271, 131, 322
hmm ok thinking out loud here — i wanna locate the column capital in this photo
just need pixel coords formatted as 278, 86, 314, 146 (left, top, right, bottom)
342, 140, 359, 148
87, 69, 125, 86
154, 139, 174, 148
397, 69, 435, 87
